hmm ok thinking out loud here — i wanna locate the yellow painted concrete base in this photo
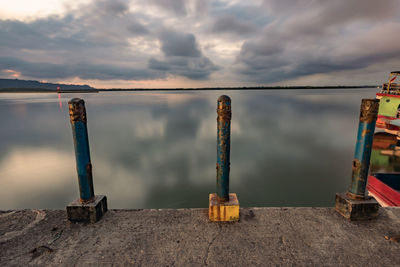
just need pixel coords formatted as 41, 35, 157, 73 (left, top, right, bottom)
209, 193, 239, 222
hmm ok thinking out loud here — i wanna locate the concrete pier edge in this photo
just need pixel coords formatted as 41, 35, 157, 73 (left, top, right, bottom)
1, 207, 400, 266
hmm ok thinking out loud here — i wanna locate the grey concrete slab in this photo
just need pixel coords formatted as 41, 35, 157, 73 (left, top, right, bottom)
1, 207, 400, 266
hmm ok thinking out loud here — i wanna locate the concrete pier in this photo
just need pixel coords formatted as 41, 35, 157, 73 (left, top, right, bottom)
1, 207, 400, 266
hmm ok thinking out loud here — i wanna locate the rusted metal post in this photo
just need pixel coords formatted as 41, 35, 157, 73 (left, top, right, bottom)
347, 99, 380, 199
67, 98, 107, 223
68, 98, 95, 203
216, 95, 231, 202
335, 98, 380, 221
209, 95, 239, 222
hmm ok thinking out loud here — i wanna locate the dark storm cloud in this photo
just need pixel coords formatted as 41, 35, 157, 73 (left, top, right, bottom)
0, 0, 223, 82
127, 23, 149, 35
148, 58, 170, 71
149, 0, 187, 16
237, 32, 400, 83
0, 4, 149, 51
209, 1, 270, 30
149, 57, 218, 80
0, 17, 93, 51
235, 0, 400, 82
1, 0, 400, 84
263, 0, 398, 24
159, 31, 201, 57
149, 29, 219, 79
211, 15, 257, 35
0, 57, 163, 80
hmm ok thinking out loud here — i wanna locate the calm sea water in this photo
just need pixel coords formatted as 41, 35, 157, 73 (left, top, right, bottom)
0, 89, 380, 209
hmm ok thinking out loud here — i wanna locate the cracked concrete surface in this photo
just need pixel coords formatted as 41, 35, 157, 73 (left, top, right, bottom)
203, 224, 221, 266
1, 207, 400, 266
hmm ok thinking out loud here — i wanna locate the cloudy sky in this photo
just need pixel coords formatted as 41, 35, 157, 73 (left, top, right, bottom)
0, 0, 400, 88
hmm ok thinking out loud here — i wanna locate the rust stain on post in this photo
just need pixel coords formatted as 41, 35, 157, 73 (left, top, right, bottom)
361, 129, 371, 137
68, 98, 87, 124
359, 99, 379, 123
217, 95, 232, 122
351, 159, 361, 172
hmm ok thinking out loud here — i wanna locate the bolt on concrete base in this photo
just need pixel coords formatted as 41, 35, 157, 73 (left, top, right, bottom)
335, 193, 379, 221
209, 193, 239, 222
67, 195, 107, 223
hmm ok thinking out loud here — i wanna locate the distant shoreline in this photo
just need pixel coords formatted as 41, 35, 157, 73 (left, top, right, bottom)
99, 85, 378, 92
0, 89, 99, 93
0, 85, 378, 93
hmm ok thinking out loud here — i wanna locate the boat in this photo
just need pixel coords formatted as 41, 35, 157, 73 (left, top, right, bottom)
375, 71, 400, 130
368, 72, 400, 206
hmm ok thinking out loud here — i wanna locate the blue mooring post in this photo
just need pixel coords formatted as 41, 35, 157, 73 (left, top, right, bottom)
69, 98, 95, 202
66, 98, 107, 223
335, 98, 380, 220
216, 95, 231, 202
347, 98, 380, 199
209, 95, 239, 222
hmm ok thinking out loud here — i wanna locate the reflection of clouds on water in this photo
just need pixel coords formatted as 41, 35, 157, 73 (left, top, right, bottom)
226, 89, 376, 206
0, 147, 75, 209
88, 93, 216, 208
0, 147, 146, 209
0, 89, 379, 209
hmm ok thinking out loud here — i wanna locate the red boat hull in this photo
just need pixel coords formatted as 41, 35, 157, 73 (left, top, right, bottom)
367, 175, 400, 206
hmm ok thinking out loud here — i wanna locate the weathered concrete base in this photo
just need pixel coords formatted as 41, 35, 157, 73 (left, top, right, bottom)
335, 192, 379, 220
1, 207, 400, 266
209, 193, 239, 221
66, 195, 107, 223
0, 208, 400, 266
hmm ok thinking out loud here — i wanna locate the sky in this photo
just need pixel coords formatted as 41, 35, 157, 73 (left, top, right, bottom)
0, 0, 400, 88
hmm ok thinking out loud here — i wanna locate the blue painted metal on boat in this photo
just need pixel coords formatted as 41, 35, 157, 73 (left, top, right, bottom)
348, 98, 380, 199
216, 95, 231, 202
68, 98, 95, 203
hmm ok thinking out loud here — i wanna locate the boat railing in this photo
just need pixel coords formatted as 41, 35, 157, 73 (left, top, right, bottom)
381, 83, 400, 94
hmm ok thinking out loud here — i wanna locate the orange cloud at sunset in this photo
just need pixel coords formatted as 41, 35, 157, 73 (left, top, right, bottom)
2, 69, 21, 78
